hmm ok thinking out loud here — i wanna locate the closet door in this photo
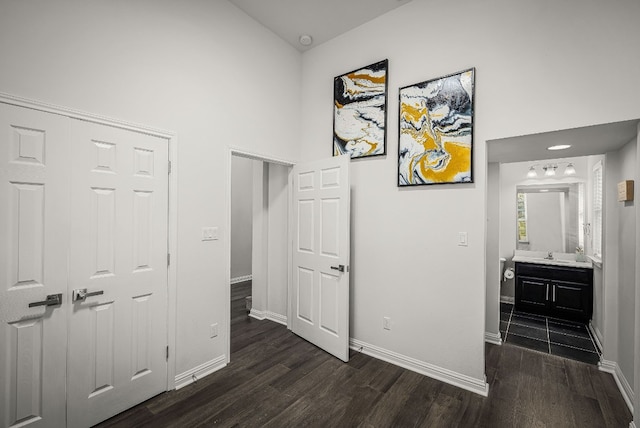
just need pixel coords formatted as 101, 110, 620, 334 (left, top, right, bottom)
0, 104, 69, 428
66, 119, 169, 428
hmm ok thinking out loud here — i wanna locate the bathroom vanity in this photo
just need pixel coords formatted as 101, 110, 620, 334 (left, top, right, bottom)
513, 253, 593, 323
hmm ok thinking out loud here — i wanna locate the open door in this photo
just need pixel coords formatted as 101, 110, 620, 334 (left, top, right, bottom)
291, 155, 350, 361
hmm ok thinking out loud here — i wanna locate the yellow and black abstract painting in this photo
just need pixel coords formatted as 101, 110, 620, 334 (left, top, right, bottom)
333, 59, 388, 159
398, 68, 474, 186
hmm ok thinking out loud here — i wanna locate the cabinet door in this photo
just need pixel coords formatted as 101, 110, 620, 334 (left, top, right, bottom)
516, 276, 548, 315
551, 280, 590, 322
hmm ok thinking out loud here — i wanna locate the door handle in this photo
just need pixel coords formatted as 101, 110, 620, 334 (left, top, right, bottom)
330, 265, 345, 272
545, 284, 549, 301
29, 293, 62, 308
72, 288, 104, 302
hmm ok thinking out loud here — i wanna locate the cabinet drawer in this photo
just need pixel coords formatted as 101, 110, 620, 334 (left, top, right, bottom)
515, 262, 592, 284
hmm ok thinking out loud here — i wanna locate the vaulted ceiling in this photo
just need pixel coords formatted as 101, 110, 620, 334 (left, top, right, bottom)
228, 0, 413, 51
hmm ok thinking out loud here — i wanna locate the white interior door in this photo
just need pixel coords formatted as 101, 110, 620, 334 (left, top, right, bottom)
291, 155, 350, 361
0, 105, 69, 428
66, 119, 169, 427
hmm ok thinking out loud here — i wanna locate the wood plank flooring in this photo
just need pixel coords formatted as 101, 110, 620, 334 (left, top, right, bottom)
96, 282, 632, 427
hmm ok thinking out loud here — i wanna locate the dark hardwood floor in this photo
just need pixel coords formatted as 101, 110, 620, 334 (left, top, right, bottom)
96, 281, 632, 427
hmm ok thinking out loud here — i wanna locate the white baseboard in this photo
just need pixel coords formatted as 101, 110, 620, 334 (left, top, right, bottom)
231, 275, 252, 285
599, 359, 634, 413
588, 322, 603, 353
175, 355, 226, 390
266, 311, 287, 325
500, 296, 514, 304
249, 308, 286, 325
350, 338, 489, 397
485, 331, 503, 345
249, 308, 265, 320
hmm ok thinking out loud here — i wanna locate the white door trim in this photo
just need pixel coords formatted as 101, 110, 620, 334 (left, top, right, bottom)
0, 92, 179, 391
226, 146, 295, 363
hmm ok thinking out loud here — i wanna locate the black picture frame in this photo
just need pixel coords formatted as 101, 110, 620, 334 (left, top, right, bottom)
333, 59, 388, 159
398, 68, 475, 186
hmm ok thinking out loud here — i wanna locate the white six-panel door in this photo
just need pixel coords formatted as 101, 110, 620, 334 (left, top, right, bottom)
291, 155, 350, 362
0, 103, 170, 428
0, 105, 69, 428
66, 119, 169, 428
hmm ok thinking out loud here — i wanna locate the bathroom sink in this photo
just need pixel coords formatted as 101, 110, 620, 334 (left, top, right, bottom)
534, 258, 570, 264
512, 251, 593, 268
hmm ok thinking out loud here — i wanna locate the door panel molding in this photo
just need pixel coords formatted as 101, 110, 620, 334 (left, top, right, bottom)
290, 155, 350, 362
0, 92, 178, 393
0, 95, 179, 428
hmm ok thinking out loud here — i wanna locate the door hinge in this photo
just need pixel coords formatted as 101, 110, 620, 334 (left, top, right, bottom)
166, 346, 169, 361
168, 160, 172, 174
167, 253, 170, 266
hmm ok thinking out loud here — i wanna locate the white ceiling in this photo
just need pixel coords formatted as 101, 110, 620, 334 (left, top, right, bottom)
228, 0, 413, 52
488, 120, 639, 164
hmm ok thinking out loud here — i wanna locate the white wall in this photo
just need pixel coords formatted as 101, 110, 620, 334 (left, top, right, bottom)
486, 163, 501, 340
231, 156, 253, 280
0, 0, 302, 377
250, 161, 289, 322
613, 140, 637, 388
299, 0, 640, 387
603, 132, 639, 414
634, 124, 640, 423
267, 164, 289, 318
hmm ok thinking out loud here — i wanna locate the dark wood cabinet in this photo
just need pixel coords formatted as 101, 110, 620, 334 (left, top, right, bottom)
515, 262, 593, 322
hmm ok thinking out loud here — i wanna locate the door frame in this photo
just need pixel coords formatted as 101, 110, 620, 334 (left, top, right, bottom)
0, 91, 179, 391
225, 147, 295, 362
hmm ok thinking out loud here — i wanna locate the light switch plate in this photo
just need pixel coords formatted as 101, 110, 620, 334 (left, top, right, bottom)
202, 227, 219, 241
458, 232, 468, 246
210, 323, 218, 338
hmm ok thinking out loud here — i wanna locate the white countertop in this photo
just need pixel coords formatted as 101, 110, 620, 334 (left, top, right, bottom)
512, 250, 592, 269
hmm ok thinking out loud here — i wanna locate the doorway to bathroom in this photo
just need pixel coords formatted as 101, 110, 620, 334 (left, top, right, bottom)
485, 119, 639, 366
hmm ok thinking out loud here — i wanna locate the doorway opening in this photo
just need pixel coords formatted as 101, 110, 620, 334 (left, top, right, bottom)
228, 150, 293, 363
484, 119, 639, 367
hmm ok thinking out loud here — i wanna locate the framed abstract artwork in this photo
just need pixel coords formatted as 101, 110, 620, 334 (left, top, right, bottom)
398, 68, 475, 186
333, 59, 388, 159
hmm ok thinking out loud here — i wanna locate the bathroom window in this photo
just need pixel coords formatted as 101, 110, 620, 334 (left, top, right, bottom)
591, 161, 603, 259
516, 192, 528, 243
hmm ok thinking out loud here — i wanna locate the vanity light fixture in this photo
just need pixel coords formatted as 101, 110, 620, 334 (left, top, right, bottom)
526, 161, 576, 178
547, 144, 572, 151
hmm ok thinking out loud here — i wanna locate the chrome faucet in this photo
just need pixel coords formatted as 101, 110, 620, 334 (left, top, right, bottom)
545, 251, 554, 260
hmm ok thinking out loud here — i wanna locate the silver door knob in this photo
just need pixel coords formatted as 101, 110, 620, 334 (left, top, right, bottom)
72, 288, 104, 302
330, 265, 345, 272
29, 293, 62, 308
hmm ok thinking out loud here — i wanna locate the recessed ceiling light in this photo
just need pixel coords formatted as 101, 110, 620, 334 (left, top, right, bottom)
299, 34, 313, 46
547, 144, 571, 151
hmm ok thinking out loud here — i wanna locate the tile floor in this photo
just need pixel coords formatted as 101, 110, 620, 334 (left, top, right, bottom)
500, 302, 601, 365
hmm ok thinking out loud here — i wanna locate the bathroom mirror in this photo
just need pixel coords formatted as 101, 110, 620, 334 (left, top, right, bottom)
516, 182, 585, 252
